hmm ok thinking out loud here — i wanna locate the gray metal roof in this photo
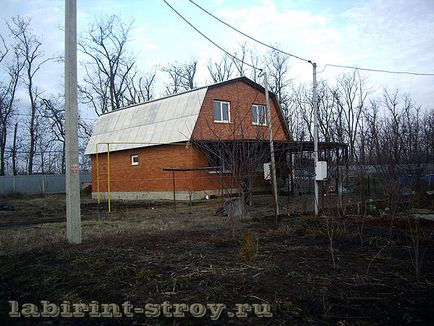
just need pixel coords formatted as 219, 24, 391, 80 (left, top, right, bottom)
85, 87, 208, 155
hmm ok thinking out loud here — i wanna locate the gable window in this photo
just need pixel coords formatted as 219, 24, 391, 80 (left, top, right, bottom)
131, 154, 139, 166
252, 104, 267, 126
214, 100, 230, 123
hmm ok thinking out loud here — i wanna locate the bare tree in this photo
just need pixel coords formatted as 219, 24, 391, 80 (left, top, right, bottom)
381, 90, 404, 215
180, 59, 197, 90
78, 118, 93, 140
285, 84, 307, 141
422, 110, 434, 169
331, 71, 369, 162
0, 40, 24, 175
364, 99, 382, 164
288, 80, 341, 143
126, 70, 156, 103
249, 50, 261, 83
78, 117, 94, 172
40, 94, 94, 174
162, 59, 198, 95
290, 83, 314, 141
265, 48, 291, 111
231, 42, 248, 77
162, 63, 182, 95
207, 54, 233, 83
0, 35, 8, 63
8, 16, 51, 174
41, 96, 66, 173
10, 122, 19, 175
34, 117, 53, 174
325, 216, 337, 268
314, 81, 337, 143
79, 15, 136, 115
362, 90, 433, 216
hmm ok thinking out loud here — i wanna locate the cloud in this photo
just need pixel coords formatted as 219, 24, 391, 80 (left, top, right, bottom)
194, 0, 433, 108
335, 0, 434, 107
341, 0, 434, 66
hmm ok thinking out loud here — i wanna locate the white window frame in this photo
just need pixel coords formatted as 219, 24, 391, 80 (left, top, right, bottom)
131, 154, 139, 166
213, 100, 231, 123
252, 104, 267, 126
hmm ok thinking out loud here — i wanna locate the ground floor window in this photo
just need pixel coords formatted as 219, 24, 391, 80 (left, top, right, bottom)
207, 150, 232, 173
131, 154, 139, 165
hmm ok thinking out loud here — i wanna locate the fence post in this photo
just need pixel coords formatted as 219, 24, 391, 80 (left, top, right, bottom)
42, 175, 46, 193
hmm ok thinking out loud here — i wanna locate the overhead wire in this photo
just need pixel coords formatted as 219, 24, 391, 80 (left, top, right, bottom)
188, 0, 311, 63
319, 63, 434, 76
163, 0, 262, 72
187, 0, 434, 77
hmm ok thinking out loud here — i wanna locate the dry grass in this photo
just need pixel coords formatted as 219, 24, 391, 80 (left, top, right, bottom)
0, 194, 239, 256
0, 194, 433, 325
0, 193, 283, 256
0, 214, 235, 256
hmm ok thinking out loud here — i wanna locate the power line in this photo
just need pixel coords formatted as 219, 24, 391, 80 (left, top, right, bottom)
320, 63, 434, 76
188, 0, 310, 63
189, 0, 434, 77
163, 0, 261, 72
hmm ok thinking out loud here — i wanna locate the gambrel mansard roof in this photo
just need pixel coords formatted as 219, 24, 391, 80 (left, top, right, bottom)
85, 76, 289, 155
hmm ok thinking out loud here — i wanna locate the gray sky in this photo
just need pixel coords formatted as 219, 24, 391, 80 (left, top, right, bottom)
1, 0, 433, 117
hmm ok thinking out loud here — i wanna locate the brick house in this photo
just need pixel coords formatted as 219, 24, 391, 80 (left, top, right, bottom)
85, 76, 291, 200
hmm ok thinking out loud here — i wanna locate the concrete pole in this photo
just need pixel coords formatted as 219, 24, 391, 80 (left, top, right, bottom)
261, 71, 280, 217
65, 0, 81, 243
311, 61, 319, 216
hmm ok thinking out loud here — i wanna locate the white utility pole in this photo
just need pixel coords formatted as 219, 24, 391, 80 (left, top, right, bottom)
309, 61, 319, 216
65, 0, 81, 243
260, 70, 280, 217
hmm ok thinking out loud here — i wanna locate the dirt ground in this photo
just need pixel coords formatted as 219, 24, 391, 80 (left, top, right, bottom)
0, 193, 433, 325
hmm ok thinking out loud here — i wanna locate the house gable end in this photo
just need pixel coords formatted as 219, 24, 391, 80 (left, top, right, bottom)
191, 77, 290, 142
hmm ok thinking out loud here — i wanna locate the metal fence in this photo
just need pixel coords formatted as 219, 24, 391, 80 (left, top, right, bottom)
0, 173, 91, 195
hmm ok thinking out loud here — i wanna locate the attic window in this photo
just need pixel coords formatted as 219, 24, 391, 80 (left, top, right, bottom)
131, 155, 139, 166
214, 100, 230, 123
252, 104, 267, 126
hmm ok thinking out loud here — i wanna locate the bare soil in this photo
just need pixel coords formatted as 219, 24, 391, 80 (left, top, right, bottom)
0, 194, 433, 325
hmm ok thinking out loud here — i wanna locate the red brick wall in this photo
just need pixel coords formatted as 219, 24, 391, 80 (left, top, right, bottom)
91, 144, 232, 193
192, 80, 289, 141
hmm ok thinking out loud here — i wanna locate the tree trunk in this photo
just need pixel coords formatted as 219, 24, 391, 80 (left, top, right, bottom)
0, 128, 6, 175
62, 141, 66, 174
27, 79, 36, 175
12, 122, 18, 175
